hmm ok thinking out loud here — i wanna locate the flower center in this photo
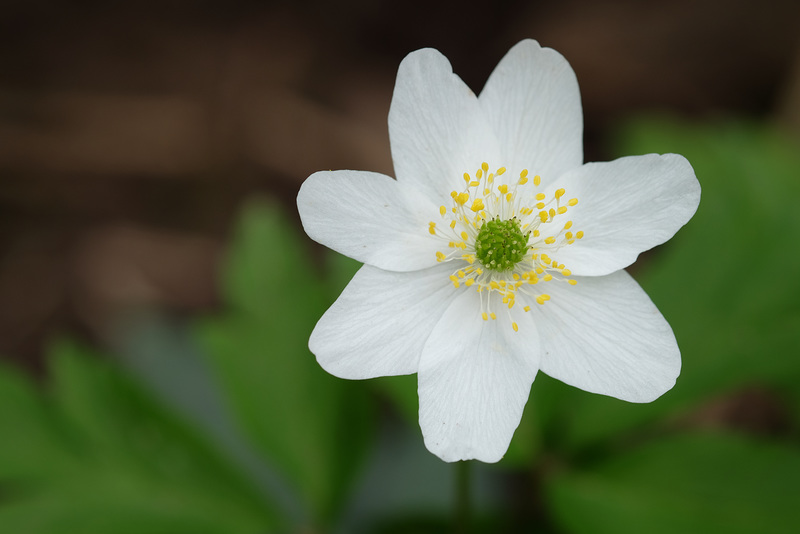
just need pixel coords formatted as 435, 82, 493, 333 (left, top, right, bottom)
428, 162, 584, 332
475, 217, 528, 271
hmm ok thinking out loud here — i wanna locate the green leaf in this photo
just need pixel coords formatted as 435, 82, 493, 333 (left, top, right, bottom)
0, 361, 77, 481
195, 199, 374, 524
0, 340, 278, 533
547, 432, 800, 534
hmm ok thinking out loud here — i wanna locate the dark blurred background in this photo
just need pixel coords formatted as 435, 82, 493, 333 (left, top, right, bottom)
2, 0, 800, 370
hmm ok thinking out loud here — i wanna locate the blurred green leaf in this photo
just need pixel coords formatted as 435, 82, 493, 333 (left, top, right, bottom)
0, 339, 278, 533
533, 119, 800, 453
0, 362, 77, 481
547, 432, 800, 534
195, 199, 374, 525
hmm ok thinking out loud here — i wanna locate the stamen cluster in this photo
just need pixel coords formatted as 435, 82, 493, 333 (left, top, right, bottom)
428, 162, 584, 331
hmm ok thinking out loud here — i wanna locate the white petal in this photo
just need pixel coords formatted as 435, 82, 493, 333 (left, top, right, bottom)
549, 153, 701, 276
531, 271, 680, 403
389, 48, 501, 205
297, 170, 441, 271
479, 39, 583, 187
310, 263, 457, 379
418, 289, 540, 462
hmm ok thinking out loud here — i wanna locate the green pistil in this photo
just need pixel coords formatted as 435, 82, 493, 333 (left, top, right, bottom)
474, 217, 529, 272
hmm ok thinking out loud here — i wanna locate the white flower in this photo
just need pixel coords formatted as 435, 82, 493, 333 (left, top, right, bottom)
296, 40, 700, 462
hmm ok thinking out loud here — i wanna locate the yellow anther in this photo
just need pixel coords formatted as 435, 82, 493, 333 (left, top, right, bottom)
512, 322, 519, 332
456, 192, 469, 205
536, 294, 551, 305
429, 222, 436, 235
506, 193, 513, 202
535, 193, 545, 201
568, 198, 578, 206
519, 175, 528, 185
449, 275, 460, 287
490, 312, 497, 320
565, 231, 573, 239
533, 229, 540, 237
541, 254, 551, 264
555, 188, 565, 199
536, 202, 545, 209
523, 305, 531, 312
535, 267, 544, 274
561, 269, 572, 276
544, 236, 556, 244
576, 231, 584, 239
564, 221, 573, 229
463, 173, 470, 183
457, 270, 465, 278
482, 312, 488, 321
497, 167, 506, 175
476, 169, 483, 179
463, 254, 475, 264
450, 220, 457, 229
481, 162, 489, 173
469, 181, 480, 187
520, 169, 529, 179
533, 175, 541, 186
490, 281, 500, 290
549, 208, 555, 219
557, 206, 568, 215
498, 280, 506, 288
539, 211, 549, 223
512, 273, 520, 280
568, 279, 578, 286
498, 184, 508, 194
450, 191, 458, 198
436, 251, 446, 262
465, 278, 475, 286
460, 231, 468, 240
439, 205, 446, 216
470, 198, 484, 212
543, 274, 553, 282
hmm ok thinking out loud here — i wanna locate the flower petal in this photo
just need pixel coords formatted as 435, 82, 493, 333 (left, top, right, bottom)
389, 48, 501, 204
310, 263, 457, 379
297, 170, 441, 271
478, 39, 583, 187
531, 270, 680, 403
550, 153, 700, 276
418, 289, 540, 462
